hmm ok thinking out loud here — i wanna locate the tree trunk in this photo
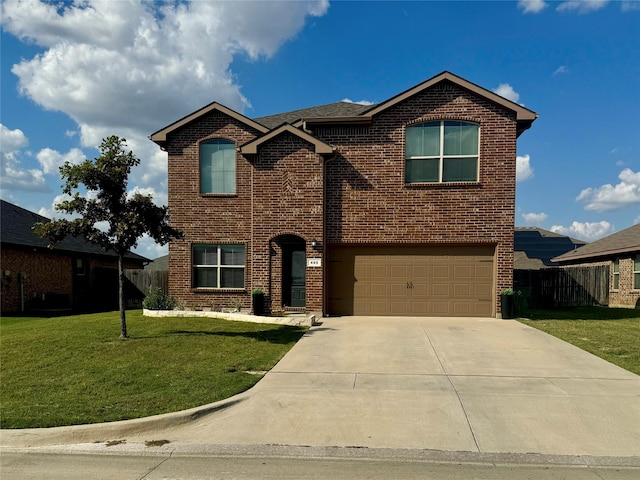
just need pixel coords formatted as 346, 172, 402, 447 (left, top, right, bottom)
118, 254, 128, 338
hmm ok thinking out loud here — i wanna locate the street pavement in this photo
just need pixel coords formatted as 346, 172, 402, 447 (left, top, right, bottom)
2, 316, 639, 476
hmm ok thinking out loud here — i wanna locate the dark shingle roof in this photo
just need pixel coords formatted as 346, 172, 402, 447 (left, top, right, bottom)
144, 254, 168, 271
514, 227, 587, 269
553, 223, 640, 263
1, 199, 149, 262
254, 101, 375, 129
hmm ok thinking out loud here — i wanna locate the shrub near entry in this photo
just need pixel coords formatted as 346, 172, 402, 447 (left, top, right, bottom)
142, 287, 178, 310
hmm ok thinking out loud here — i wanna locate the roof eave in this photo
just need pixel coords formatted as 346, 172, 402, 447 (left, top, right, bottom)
240, 124, 335, 156
364, 71, 539, 127
149, 102, 269, 149
553, 245, 640, 264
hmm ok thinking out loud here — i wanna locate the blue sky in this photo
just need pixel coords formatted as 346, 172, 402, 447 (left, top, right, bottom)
1, 0, 639, 259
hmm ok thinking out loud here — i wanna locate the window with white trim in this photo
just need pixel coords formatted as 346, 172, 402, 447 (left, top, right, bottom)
634, 255, 640, 289
405, 121, 479, 183
200, 139, 236, 194
613, 258, 620, 290
193, 244, 245, 289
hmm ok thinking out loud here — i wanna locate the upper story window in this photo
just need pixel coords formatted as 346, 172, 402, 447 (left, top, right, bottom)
405, 121, 479, 183
200, 139, 236, 194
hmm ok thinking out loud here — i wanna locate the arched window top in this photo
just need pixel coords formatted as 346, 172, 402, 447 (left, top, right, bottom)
202, 138, 235, 146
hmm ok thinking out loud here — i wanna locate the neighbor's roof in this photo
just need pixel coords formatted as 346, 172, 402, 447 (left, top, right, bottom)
150, 71, 538, 148
514, 227, 587, 270
552, 223, 640, 263
0, 200, 149, 262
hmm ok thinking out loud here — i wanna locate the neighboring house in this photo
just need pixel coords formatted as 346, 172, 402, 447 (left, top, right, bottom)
151, 71, 538, 318
514, 227, 587, 270
1, 200, 149, 314
553, 223, 640, 309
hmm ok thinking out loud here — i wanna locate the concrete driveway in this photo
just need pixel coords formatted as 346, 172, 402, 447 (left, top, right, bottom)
2, 316, 639, 460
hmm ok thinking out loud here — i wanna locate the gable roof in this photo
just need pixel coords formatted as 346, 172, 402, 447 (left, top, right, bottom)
514, 227, 587, 269
241, 124, 335, 156
149, 102, 269, 150
552, 223, 640, 263
150, 71, 538, 149
1, 200, 149, 262
363, 71, 538, 137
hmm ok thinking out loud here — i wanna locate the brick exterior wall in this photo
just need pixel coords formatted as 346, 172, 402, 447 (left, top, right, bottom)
611, 256, 640, 308
1, 246, 143, 314
164, 80, 521, 317
1, 248, 72, 313
166, 110, 262, 312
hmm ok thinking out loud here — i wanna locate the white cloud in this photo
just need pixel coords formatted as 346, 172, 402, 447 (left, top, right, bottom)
576, 168, 640, 212
134, 234, 169, 260
550, 221, 614, 241
557, 1, 610, 14
553, 65, 569, 76
522, 212, 548, 225
2, 0, 329, 133
516, 154, 534, 182
1, 0, 329, 255
0, 124, 48, 192
493, 83, 520, 103
36, 147, 85, 175
622, 1, 640, 11
341, 98, 375, 106
127, 185, 167, 206
1, 0, 329, 196
38, 193, 74, 220
518, 0, 548, 14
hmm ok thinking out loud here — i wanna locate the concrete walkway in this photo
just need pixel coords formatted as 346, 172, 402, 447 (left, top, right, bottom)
2, 316, 639, 461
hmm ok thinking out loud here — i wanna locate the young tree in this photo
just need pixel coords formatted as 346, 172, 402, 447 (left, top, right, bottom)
35, 136, 182, 338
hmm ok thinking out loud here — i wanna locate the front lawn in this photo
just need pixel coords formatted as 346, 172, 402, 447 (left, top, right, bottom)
518, 307, 640, 375
0, 311, 306, 429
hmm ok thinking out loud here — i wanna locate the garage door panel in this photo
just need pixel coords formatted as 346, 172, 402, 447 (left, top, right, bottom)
390, 283, 408, 297
390, 265, 408, 278
454, 283, 470, 296
433, 283, 449, 296
328, 245, 495, 317
370, 265, 388, 279
454, 265, 471, 279
432, 301, 451, 315
433, 266, 449, 278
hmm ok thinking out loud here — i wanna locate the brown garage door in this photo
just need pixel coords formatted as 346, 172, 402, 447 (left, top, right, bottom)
327, 245, 495, 317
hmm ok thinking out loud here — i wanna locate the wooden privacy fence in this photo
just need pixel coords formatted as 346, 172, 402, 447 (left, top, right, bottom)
124, 269, 169, 306
514, 265, 609, 309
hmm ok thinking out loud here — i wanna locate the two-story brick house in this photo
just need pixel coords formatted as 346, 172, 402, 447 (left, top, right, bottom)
151, 71, 537, 318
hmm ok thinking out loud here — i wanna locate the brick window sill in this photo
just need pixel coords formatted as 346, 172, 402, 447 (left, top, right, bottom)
192, 288, 246, 293
405, 182, 481, 189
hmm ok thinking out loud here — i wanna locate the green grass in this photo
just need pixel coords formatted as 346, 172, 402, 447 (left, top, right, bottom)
518, 306, 640, 375
0, 311, 306, 429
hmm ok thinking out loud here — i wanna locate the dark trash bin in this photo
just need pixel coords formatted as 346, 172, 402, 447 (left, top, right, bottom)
500, 292, 515, 319
252, 291, 265, 316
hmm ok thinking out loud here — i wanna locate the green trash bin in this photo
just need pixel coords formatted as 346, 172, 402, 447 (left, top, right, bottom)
514, 287, 530, 315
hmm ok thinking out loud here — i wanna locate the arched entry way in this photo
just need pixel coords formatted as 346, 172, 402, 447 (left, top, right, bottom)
274, 234, 306, 309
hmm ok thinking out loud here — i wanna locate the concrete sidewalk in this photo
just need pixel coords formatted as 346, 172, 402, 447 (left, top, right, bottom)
2, 316, 639, 462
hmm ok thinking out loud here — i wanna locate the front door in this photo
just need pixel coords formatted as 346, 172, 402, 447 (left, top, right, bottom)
283, 248, 306, 308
